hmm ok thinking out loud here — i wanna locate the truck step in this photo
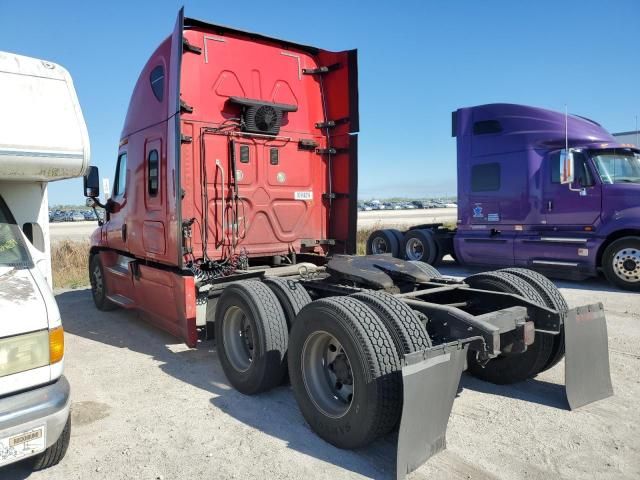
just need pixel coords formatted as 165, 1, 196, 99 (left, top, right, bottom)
107, 294, 136, 308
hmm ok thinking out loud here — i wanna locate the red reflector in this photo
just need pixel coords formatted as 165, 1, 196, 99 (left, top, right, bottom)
524, 321, 535, 346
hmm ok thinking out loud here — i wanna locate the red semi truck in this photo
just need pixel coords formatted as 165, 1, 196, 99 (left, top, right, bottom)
83, 9, 613, 478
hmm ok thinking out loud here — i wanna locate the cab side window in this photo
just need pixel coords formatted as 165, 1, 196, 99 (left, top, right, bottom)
113, 152, 128, 197
550, 152, 594, 186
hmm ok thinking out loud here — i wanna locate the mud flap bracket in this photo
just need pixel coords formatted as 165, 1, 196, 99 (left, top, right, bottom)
564, 302, 613, 409
396, 342, 468, 480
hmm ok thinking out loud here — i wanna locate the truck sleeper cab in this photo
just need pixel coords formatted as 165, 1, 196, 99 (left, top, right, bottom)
84, 10, 614, 478
367, 103, 640, 290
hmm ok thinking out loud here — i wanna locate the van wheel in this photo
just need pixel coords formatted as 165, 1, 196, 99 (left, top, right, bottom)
602, 236, 640, 291
366, 229, 400, 257
215, 281, 288, 394
32, 416, 70, 470
464, 271, 554, 384
89, 255, 117, 311
500, 268, 568, 372
288, 297, 402, 449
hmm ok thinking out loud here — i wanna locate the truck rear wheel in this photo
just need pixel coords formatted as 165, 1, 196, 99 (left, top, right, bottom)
500, 268, 568, 372
464, 272, 554, 384
350, 290, 432, 355
288, 297, 402, 449
366, 229, 400, 257
89, 254, 117, 311
408, 260, 443, 279
263, 277, 312, 327
215, 281, 288, 394
403, 229, 437, 264
602, 236, 640, 291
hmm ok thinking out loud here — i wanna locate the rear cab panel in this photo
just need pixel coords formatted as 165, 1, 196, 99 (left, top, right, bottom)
96, 10, 358, 345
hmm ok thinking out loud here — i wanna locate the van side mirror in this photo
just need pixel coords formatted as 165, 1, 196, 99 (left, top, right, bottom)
559, 149, 575, 184
84, 166, 100, 198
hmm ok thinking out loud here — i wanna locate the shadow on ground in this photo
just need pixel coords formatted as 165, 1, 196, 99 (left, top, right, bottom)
460, 374, 569, 410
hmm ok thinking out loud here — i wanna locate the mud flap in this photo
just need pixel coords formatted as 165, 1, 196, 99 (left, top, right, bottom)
564, 303, 613, 409
396, 345, 467, 480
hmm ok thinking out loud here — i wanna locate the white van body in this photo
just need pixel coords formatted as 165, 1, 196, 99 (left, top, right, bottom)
0, 52, 89, 470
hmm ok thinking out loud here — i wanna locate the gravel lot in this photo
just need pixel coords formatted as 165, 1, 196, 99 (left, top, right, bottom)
4, 263, 639, 480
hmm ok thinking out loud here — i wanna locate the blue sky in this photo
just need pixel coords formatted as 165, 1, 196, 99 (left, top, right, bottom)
1, 1, 638, 204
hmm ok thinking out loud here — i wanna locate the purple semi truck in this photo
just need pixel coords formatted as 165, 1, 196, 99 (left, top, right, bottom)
367, 103, 640, 290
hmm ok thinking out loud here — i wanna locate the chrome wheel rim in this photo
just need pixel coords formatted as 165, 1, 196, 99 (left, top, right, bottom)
405, 237, 425, 261
371, 236, 389, 254
222, 306, 255, 372
612, 248, 640, 283
301, 331, 354, 418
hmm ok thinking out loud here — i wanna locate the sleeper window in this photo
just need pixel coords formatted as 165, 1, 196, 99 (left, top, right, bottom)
471, 163, 501, 192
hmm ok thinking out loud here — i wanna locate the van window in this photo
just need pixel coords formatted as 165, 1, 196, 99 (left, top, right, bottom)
0, 197, 31, 267
471, 163, 501, 192
150, 66, 164, 102
0, 195, 14, 224
113, 153, 127, 197
550, 151, 594, 186
148, 149, 159, 196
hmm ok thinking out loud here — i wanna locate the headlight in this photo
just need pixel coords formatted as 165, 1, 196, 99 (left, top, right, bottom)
0, 330, 49, 377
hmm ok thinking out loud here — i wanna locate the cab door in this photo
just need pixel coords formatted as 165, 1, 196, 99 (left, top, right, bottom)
105, 151, 129, 251
543, 151, 602, 226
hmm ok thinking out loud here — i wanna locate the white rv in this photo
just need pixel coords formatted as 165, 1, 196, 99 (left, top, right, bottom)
0, 52, 89, 470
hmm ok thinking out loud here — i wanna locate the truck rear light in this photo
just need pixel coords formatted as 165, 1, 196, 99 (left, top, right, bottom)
524, 321, 535, 346
49, 326, 64, 364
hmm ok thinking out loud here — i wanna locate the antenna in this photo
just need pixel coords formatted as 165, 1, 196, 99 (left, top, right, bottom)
565, 104, 569, 152
636, 115, 638, 147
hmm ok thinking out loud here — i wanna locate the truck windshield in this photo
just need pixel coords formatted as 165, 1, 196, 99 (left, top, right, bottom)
592, 152, 640, 184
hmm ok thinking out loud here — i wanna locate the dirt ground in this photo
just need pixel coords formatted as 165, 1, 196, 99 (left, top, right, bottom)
4, 263, 639, 480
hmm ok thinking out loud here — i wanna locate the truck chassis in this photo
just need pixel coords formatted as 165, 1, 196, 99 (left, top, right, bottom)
166, 254, 614, 479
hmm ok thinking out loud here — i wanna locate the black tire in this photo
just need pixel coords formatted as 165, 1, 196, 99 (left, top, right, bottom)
32, 415, 70, 470
500, 268, 568, 372
403, 229, 437, 264
288, 297, 402, 449
408, 260, 443, 279
388, 229, 405, 255
602, 236, 640, 291
366, 229, 400, 257
215, 281, 288, 395
350, 290, 432, 356
263, 277, 312, 327
464, 271, 554, 384
89, 254, 117, 311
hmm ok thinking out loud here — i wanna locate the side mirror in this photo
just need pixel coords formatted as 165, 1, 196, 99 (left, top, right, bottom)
84, 166, 100, 198
559, 149, 575, 184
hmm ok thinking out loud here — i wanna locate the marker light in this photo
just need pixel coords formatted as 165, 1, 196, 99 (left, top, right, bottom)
49, 326, 65, 364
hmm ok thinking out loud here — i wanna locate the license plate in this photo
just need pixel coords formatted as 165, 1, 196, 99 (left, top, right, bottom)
0, 425, 46, 466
